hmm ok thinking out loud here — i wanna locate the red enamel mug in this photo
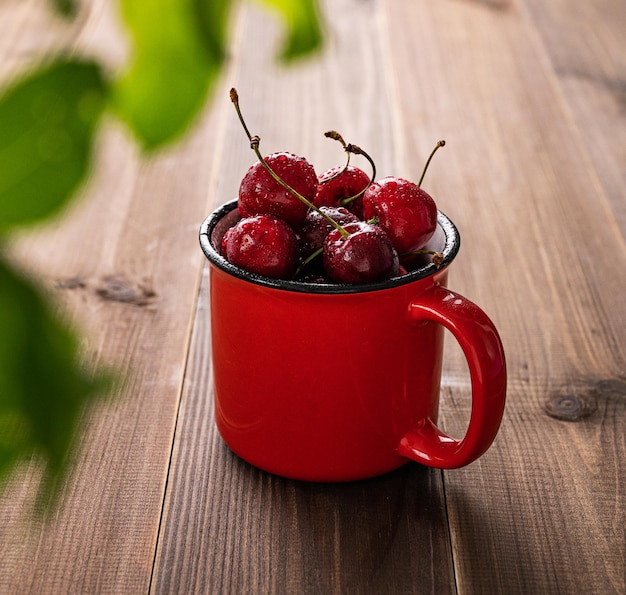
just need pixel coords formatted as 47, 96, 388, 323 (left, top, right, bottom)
199, 199, 506, 482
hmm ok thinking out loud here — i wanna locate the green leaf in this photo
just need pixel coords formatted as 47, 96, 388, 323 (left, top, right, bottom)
0, 256, 112, 491
50, 0, 78, 19
113, 0, 230, 150
253, 0, 324, 61
0, 59, 108, 231
194, 0, 233, 63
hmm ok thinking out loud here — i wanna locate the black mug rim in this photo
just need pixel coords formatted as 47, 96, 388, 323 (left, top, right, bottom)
199, 199, 461, 294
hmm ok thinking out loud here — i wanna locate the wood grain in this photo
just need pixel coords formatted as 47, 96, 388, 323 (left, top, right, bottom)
382, 0, 625, 592
521, 0, 626, 239
0, 1, 218, 593
1, 0, 624, 593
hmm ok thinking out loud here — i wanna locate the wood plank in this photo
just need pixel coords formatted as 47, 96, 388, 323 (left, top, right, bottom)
0, 1, 220, 592
151, 1, 456, 592
152, 270, 455, 594
382, 0, 625, 593
0, 0, 69, 79
520, 0, 626, 238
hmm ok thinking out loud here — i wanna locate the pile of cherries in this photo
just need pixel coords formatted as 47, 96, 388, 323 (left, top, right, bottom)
221, 89, 444, 285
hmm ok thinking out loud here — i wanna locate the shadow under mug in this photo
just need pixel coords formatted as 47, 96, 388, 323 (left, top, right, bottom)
199, 199, 506, 482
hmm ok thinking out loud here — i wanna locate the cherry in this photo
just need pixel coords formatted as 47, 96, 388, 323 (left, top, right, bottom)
227, 89, 447, 285
315, 130, 377, 219
298, 205, 359, 256
239, 152, 318, 227
323, 221, 399, 284
230, 88, 320, 228
362, 177, 437, 254
231, 89, 356, 247
314, 165, 371, 218
362, 140, 445, 255
223, 215, 299, 279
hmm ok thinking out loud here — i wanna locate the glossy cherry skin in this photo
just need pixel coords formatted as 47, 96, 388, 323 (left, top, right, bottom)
362, 176, 437, 255
223, 215, 299, 279
298, 205, 359, 256
239, 152, 317, 227
314, 165, 371, 218
323, 221, 399, 284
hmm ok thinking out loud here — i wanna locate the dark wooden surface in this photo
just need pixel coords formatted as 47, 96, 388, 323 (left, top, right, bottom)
1, 0, 624, 593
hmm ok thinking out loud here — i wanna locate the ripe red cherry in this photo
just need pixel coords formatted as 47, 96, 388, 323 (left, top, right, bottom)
298, 205, 359, 256
323, 221, 399, 284
314, 165, 371, 218
223, 215, 299, 279
238, 152, 317, 227
362, 177, 437, 255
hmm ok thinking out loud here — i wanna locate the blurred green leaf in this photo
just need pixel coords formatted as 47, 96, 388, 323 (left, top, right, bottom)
50, 0, 78, 19
253, 0, 324, 61
0, 257, 112, 490
194, 0, 233, 62
114, 0, 230, 150
0, 59, 107, 231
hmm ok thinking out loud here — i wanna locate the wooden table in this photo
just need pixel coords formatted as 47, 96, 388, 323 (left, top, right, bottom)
1, 0, 624, 593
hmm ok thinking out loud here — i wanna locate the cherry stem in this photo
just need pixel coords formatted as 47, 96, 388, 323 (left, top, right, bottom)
400, 248, 444, 269
322, 130, 377, 207
417, 140, 445, 188
230, 88, 349, 238
320, 131, 351, 182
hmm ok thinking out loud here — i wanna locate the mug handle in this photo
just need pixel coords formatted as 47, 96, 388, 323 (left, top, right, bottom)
398, 285, 507, 468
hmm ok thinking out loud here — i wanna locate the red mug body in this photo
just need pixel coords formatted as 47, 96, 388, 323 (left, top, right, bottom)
200, 200, 506, 482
